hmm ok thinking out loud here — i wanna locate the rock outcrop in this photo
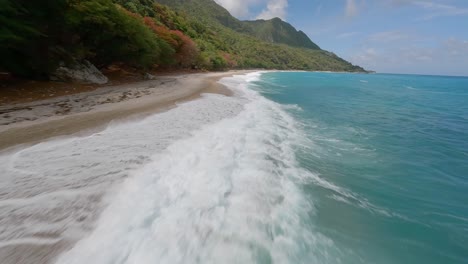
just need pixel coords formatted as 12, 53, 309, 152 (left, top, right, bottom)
51, 60, 108, 84
143, 72, 156, 80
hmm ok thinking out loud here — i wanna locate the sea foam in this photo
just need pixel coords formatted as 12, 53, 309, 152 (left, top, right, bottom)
53, 73, 339, 264
0, 80, 244, 254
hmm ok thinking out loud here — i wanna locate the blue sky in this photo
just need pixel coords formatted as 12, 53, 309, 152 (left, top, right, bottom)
214, 0, 468, 76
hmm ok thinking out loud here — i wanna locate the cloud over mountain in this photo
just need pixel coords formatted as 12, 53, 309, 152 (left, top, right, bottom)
214, 0, 289, 20
257, 0, 289, 20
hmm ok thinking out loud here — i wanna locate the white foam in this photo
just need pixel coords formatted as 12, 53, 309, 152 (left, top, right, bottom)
0, 237, 62, 248
283, 104, 303, 112
53, 73, 340, 264
0, 86, 245, 249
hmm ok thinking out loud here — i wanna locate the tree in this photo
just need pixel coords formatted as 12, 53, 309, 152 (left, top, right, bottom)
172, 30, 198, 67
0, 0, 68, 78
143, 17, 198, 68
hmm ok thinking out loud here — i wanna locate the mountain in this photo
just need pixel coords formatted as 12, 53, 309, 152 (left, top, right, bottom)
156, 0, 252, 32
243, 18, 321, 50
154, 0, 363, 71
157, 0, 320, 49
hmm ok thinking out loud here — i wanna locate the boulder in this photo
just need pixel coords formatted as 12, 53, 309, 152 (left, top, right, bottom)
50, 60, 108, 84
143, 72, 156, 80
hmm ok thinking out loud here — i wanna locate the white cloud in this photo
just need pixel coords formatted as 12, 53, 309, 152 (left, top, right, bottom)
340, 0, 468, 19
337, 32, 360, 39
444, 38, 468, 57
387, 0, 426, 6
214, 0, 288, 20
399, 47, 434, 62
368, 31, 410, 42
257, 0, 289, 20
345, 0, 359, 18
414, 2, 468, 20
315, 4, 323, 16
350, 48, 380, 67
214, 0, 261, 17
349, 37, 468, 76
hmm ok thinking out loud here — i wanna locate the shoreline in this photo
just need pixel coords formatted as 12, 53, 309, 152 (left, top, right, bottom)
0, 70, 253, 152
0, 70, 255, 264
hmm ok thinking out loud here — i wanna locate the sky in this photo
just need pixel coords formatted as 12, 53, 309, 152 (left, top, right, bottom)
214, 0, 468, 76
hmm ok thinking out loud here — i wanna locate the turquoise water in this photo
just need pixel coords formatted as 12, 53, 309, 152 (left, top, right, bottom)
252, 72, 468, 263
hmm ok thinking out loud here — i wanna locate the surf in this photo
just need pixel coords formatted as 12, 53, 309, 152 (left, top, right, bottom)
53, 73, 339, 264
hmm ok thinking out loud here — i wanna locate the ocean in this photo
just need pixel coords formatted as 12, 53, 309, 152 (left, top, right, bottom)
248, 72, 468, 263
1, 72, 467, 263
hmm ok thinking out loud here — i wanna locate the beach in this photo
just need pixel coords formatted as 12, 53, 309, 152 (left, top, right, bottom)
0, 71, 250, 151
0, 70, 251, 264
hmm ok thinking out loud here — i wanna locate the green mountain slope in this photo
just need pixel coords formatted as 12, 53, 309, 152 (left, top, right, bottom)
243, 18, 320, 50
156, 0, 252, 33
154, 0, 363, 71
157, 0, 319, 49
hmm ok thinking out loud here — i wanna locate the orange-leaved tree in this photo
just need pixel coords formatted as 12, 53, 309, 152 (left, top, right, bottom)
143, 17, 198, 68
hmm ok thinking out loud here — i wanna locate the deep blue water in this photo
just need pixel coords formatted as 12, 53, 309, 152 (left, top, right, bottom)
253, 72, 468, 263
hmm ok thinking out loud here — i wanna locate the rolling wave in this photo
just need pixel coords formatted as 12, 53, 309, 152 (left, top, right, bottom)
54, 74, 342, 264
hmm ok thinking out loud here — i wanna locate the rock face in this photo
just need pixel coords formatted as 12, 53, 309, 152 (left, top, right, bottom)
143, 73, 156, 80
51, 60, 108, 84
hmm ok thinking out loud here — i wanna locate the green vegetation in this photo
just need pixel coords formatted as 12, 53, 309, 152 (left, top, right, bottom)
66, 0, 174, 67
0, 0, 365, 80
0, 0, 68, 78
155, 0, 364, 71
243, 18, 321, 50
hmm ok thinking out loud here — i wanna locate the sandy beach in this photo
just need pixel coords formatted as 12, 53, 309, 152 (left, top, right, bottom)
0, 70, 251, 264
0, 71, 251, 151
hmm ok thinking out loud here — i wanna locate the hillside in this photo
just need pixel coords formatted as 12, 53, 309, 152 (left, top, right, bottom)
0, 0, 365, 82
156, 0, 321, 49
243, 18, 321, 50
154, 0, 364, 71
156, 0, 253, 32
